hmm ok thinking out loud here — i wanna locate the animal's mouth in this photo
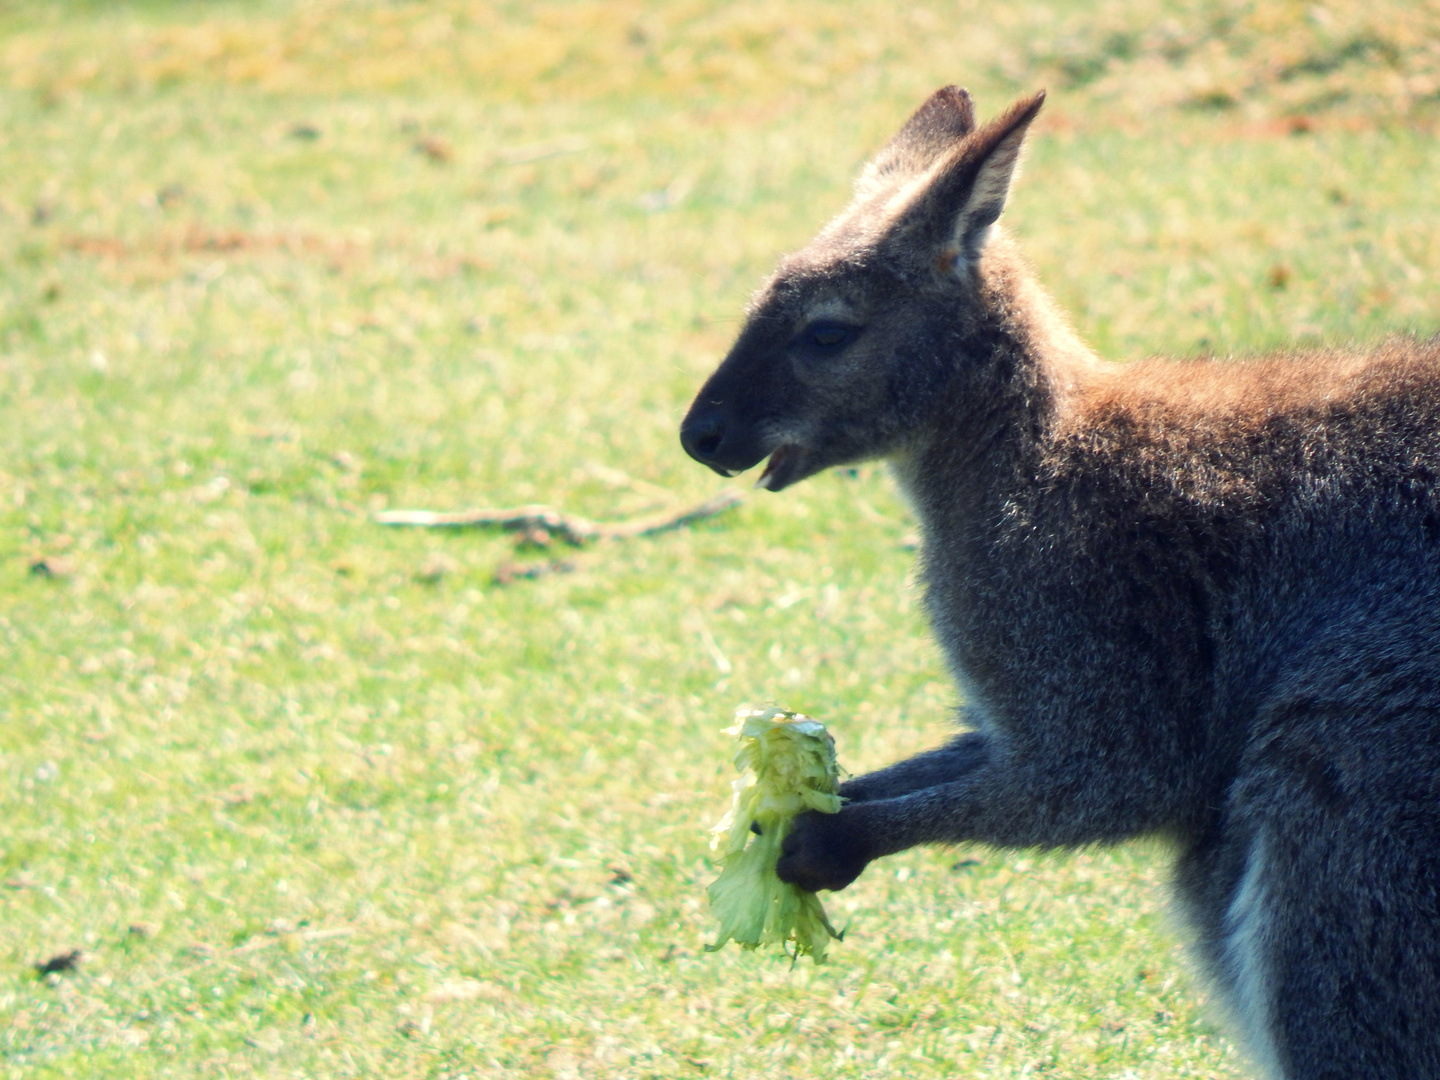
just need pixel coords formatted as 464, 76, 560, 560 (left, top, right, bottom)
756, 443, 805, 492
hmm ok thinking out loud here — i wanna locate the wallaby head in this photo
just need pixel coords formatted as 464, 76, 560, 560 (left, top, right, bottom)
680, 87, 1046, 491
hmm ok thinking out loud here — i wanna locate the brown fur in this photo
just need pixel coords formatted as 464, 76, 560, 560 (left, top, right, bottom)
681, 87, 1440, 1079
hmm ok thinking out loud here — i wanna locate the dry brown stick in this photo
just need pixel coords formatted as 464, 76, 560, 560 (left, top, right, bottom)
373, 488, 744, 545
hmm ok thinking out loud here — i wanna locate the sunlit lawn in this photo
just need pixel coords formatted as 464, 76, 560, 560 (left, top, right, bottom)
2, 1, 1439, 1076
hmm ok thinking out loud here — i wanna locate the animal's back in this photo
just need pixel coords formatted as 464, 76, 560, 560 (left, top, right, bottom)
1064, 336, 1440, 510
1050, 335, 1440, 700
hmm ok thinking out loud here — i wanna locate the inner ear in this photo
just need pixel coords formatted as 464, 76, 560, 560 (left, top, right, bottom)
900, 91, 1046, 272
958, 198, 1005, 262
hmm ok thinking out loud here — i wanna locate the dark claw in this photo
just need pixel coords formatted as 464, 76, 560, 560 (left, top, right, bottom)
837, 777, 874, 803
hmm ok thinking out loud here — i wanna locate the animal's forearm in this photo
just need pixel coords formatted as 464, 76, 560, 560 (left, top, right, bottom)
840, 731, 988, 802
852, 751, 1169, 858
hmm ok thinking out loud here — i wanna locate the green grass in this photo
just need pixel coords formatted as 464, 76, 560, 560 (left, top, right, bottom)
2, 0, 1439, 1076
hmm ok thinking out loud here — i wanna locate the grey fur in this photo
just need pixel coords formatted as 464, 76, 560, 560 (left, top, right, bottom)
680, 87, 1440, 1078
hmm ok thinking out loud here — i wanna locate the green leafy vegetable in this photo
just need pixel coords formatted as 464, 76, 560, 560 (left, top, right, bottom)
706, 707, 844, 962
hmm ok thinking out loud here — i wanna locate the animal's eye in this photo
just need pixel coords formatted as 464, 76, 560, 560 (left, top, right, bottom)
799, 322, 859, 352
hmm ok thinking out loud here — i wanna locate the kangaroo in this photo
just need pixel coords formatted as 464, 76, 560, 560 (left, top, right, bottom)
680, 86, 1440, 1078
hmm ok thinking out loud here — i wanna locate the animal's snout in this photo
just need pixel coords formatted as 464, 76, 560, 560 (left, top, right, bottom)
680, 406, 731, 473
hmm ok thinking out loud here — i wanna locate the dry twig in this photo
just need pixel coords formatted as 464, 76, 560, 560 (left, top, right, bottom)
373, 488, 744, 546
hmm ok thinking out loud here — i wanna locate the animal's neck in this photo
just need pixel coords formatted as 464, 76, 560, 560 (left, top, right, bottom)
892, 239, 1101, 527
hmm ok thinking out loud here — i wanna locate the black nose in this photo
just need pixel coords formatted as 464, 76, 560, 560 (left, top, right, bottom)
680, 408, 727, 468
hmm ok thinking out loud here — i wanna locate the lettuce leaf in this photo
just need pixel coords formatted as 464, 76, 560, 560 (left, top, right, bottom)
705, 707, 844, 962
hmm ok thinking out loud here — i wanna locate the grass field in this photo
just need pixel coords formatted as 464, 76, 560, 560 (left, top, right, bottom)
2, 1, 1439, 1076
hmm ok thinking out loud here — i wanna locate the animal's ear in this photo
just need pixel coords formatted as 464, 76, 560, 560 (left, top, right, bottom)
898, 90, 1045, 273
854, 86, 976, 199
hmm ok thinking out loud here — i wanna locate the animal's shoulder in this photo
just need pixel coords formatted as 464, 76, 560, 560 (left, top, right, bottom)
1052, 337, 1440, 481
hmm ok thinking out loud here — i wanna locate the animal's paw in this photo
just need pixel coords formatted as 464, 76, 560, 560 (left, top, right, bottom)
776, 808, 872, 892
